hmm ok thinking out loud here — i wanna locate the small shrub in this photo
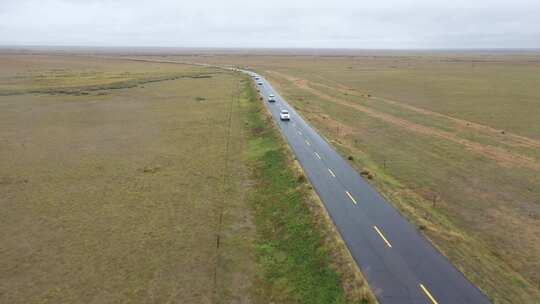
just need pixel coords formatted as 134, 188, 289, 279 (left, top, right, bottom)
142, 165, 161, 174
348, 155, 354, 161
361, 169, 373, 179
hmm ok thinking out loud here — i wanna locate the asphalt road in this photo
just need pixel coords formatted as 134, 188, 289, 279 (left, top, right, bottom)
246, 72, 491, 304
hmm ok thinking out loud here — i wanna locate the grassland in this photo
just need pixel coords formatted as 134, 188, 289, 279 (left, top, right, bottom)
0, 53, 374, 304
158, 51, 540, 303
0, 55, 254, 303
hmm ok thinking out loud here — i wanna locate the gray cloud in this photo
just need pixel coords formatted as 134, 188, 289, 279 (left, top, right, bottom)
1, 0, 539, 48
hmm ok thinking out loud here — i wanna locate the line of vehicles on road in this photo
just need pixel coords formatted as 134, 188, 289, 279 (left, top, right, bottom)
254, 76, 290, 121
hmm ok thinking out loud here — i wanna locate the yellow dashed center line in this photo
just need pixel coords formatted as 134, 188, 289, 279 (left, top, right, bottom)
345, 191, 357, 205
373, 226, 392, 248
314, 152, 322, 159
328, 168, 336, 177
419, 284, 439, 304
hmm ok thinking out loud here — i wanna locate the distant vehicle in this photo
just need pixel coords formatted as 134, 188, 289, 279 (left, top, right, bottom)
257, 82, 263, 85
280, 109, 290, 121
255, 77, 260, 80
268, 94, 276, 102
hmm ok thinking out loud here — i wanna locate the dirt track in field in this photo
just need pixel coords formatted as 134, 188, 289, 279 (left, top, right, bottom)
267, 70, 540, 170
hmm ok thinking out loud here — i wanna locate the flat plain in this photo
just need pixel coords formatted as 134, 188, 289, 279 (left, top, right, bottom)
161, 51, 540, 303
0, 54, 256, 303
0, 53, 371, 304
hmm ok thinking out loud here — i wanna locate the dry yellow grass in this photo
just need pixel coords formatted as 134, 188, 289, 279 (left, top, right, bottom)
1, 53, 375, 304
0, 55, 255, 303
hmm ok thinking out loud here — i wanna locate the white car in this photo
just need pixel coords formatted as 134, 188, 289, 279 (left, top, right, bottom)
279, 109, 290, 121
268, 94, 276, 102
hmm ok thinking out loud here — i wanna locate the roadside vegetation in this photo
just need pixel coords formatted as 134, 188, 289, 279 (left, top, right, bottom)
242, 78, 375, 304
165, 52, 540, 303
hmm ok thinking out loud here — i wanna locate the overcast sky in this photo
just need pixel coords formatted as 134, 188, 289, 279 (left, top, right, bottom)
1, 0, 539, 48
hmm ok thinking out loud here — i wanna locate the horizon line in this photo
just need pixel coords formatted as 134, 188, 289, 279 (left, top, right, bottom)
2, 45, 540, 51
